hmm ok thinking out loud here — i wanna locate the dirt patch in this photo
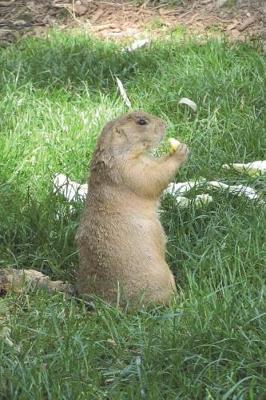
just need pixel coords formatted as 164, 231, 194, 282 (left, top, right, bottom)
0, 1, 265, 45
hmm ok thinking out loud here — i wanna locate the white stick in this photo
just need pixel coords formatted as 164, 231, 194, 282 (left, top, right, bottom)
53, 175, 263, 206
178, 97, 197, 112
53, 174, 87, 202
124, 38, 150, 52
222, 160, 266, 176
116, 77, 132, 108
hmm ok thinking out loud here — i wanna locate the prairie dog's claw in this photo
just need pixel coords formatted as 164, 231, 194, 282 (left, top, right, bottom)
175, 143, 189, 161
168, 138, 189, 160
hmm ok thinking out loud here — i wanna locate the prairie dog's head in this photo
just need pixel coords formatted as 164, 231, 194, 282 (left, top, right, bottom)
94, 111, 166, 160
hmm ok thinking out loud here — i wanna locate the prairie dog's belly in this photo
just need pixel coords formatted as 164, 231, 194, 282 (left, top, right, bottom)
77, 206, 175, 305
78, 211, 166, 260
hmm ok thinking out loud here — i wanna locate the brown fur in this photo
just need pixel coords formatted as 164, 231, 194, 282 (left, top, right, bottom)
76, 111, 189, 308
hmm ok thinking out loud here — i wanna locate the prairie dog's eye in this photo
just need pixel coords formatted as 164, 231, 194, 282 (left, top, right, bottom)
137, 118, 148, 126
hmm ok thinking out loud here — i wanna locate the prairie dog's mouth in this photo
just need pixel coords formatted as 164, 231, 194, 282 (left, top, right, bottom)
151, 133, 170, 158
145, 129, 166, 157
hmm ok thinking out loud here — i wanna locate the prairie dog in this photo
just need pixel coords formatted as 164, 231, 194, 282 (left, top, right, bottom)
76, 111, 189, 308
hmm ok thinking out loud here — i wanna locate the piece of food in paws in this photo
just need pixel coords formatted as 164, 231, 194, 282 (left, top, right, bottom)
168, 138, 181, 153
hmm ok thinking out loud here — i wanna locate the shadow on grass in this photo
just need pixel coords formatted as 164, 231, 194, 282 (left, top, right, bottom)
0, 32, 161, 93
0, 31, 265, 276
0, 184, 80, 279
0, 30, 263, 95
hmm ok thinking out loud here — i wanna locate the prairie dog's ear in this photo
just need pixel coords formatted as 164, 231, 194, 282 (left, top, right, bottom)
113, 126, 129, 142
107, 126, 132, 156
100, 125, 127, 150
91, 125, 127, 167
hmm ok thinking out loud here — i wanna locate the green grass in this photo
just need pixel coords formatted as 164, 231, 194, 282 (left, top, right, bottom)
0, 30, 266, 399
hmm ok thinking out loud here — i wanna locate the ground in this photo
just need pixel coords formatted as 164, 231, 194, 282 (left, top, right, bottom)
0, 0, 265, 45
0, 1, 266, 399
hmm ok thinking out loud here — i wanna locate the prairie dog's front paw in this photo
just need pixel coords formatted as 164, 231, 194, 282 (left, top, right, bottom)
168, 138, 189, 160
174, 143, 189, 162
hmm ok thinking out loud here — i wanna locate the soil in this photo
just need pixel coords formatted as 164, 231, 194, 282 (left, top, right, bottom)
0, 0, 265, 46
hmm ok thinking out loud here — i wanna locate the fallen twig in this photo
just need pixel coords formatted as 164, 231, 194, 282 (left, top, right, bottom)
238, 16, 256, 32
